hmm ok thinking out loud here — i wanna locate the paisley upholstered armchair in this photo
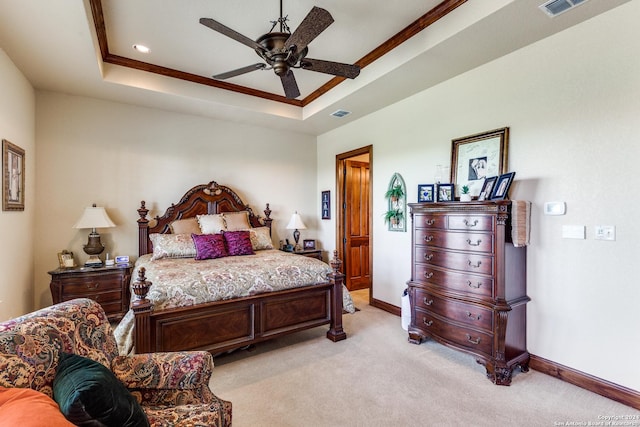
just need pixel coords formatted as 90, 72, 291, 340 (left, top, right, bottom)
0, 298, 231, 426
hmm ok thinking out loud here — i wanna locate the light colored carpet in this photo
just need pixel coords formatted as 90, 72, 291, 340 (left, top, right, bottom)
210, 290, 638, 426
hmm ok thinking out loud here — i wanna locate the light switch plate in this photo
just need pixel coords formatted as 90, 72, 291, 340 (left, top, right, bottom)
562, 225, 585, 239
594, 225, 615, 241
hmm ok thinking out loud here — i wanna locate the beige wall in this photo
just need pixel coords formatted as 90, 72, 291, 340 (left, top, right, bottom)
0, 0, 637, 396
317, 2, 640, 391
33, 92, 318, 309
0, 50, 36, 320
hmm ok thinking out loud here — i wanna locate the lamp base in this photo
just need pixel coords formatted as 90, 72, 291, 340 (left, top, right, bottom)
84, 255, 103, 267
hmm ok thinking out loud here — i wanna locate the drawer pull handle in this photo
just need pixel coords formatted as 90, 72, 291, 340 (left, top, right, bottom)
86, 282, 99, 290
466, 311, 481, 320
423, 298, 433, 306
467, 281, 482, 289
425, 219, 435, 226
466, 239, 482, 246
423, 319, 433, 327
423, 253, 433, 261
466, 334, 481, 345
463, 219, 478, 227
423, 271, 434, 279
424, 235, 434, 242
468, 260, 482, 269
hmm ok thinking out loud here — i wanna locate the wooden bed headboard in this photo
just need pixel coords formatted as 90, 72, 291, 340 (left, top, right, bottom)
137, 180, 272, 256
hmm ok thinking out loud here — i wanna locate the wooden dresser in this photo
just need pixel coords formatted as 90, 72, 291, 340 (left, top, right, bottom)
407, 201, 529, 385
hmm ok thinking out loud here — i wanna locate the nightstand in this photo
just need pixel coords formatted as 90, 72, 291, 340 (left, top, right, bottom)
48, 263, 133, 322
289, 249, 323, 260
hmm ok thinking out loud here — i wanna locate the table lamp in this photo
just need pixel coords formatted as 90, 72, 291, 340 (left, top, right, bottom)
286, 211, 307, 251
73, 204, 115, 267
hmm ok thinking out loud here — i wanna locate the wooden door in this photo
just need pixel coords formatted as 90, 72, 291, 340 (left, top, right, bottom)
344, 160, 371, 291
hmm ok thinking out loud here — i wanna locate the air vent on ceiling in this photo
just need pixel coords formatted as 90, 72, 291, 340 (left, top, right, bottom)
330, 109, 351, 118
539, 0, 589, 17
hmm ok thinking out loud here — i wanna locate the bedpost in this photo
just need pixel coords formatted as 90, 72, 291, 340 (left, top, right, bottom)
263, 203, 273, 234
131, 267, 152, 354
138, 201, 150, 256
326, 250, 347, 342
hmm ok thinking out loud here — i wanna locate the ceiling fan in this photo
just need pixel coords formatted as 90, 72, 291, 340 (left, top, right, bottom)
199, 1, 361, 99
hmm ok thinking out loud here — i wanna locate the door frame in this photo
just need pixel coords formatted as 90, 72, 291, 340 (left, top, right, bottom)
336, 145, 373, 302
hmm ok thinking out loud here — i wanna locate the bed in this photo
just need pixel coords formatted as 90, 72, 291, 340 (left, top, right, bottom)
114, 180, 352, 355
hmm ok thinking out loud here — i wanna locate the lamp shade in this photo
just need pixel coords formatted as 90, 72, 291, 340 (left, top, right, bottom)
73, 204, 116, 229
286, 212, 307, 230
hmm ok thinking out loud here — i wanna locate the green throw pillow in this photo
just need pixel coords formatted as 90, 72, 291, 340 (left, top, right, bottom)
53, 352, 149, 427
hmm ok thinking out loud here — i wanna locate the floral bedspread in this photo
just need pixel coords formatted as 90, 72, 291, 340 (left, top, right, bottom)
114, 249, 354, 354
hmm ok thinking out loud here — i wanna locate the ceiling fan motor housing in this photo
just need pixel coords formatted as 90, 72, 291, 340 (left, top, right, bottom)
256, 32, 307, 76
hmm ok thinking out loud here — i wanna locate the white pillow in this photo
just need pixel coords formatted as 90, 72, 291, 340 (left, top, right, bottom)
196, 214, 226, 234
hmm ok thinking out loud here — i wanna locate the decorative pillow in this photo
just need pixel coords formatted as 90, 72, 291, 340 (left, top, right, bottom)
149, 233, 196, 260
223, 211, 251, 231
223, 230, 255, 256
0, 387, 75, 427
196, 214, 226, 234
170, 217, 201, 235
192, 233, 228, 260
246, 226, 274, 250
53, 353, 149, 427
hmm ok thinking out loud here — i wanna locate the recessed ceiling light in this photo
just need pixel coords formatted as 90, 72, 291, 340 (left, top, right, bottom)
132, 44, 150, 53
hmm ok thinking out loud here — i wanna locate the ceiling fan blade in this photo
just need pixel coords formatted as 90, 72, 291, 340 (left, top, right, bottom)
199, 18, 264, 52
213, 63, 266, 80
284, 7, 334, 53
280, 71, 300, 99
300, 58, 360, 79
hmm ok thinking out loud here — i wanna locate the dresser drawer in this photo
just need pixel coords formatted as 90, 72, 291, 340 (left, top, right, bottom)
414, 289, 493, 331
415, 247, 493, 276
414, 308, 493, 356
413, 214, 446, 229
447, 215, 494, 232
413, 265, 493, 298
415, 229, 493, 253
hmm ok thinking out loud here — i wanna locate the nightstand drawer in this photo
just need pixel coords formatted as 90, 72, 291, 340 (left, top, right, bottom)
61, 276, 122, 294
62, 288, 121, 302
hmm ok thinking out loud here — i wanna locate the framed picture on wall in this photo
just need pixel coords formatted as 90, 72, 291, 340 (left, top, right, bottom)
3, 139, 25, 211
321, 190, 330, 219
450, 127, 509, 199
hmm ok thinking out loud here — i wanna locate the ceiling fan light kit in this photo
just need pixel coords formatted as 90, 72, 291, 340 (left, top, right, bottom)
200, 2, 360, 99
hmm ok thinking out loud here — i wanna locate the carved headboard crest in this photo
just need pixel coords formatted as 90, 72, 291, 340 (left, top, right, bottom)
137, 180, 273, 256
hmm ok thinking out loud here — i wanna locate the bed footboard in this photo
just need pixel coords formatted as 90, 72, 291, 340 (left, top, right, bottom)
130, 252, 346, 354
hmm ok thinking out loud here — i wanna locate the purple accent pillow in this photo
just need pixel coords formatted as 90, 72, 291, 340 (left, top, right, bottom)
224, 230, 255, 256
191, 233, 228, 260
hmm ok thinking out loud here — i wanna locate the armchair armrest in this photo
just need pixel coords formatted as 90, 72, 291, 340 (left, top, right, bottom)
111, 351, 216, 406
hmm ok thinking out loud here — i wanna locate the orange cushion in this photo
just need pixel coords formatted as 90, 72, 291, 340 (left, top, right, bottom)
0, 387, 74, 426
